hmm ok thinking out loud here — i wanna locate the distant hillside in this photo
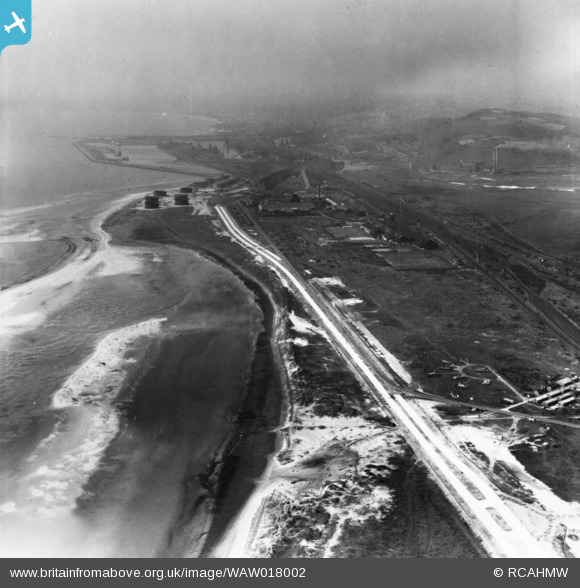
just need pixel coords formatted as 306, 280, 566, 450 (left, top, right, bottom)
386, 108, 580, 174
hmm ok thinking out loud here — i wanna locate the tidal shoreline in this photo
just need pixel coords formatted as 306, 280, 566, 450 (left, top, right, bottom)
0, 178, 198, 292
1, 178, 286, 557
198, 258, 284, 557
99, 204, 287, 557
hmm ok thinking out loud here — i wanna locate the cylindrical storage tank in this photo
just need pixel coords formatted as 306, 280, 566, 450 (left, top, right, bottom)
153, 190, 167, 197
180, 187, 193, 194
174, 193, 189, 206
144, 195, 159, 209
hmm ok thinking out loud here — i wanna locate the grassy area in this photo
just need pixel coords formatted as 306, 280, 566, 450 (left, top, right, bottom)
271, 448, 483, 558
254, 213, 579, 406
106, 203, 490, 557
400, 183, 580, 257
511, 424, 580, 503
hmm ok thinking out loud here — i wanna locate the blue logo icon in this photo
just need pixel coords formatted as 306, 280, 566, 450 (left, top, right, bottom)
1, 0, 31, 55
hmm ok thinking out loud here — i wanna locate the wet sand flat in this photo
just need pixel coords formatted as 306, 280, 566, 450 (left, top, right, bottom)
75, 324, 259, 557
0, 187, 280, 557
100, 205, 286, 557
0, 240, 72, 289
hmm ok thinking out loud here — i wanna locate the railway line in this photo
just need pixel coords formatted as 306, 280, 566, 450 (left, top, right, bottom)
311, 168, 580, 354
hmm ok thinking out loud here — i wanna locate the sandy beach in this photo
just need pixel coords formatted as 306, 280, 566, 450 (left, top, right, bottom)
6, 172, 298, 560
0, 178, 204, 336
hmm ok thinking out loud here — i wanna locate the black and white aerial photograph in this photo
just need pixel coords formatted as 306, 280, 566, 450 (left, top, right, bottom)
2, 0, 580, 561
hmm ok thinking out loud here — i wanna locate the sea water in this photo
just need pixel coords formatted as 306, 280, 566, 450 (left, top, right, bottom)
0, 108, 263, 556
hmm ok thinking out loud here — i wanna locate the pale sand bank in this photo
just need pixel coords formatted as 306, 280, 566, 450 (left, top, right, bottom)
0, 190, 149, 336
0, 318, 165, 557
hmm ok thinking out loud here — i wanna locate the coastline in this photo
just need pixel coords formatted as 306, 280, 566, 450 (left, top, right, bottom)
2, 181, 488, 558
73, 140, 223, 178
95, 203, 287, 557
203, 211, 486, 558
0, 177, 204, 291
2, 180, 490, 558
100, 201, 440, 558
102, 202, 446, 558
0, 111, 289, 556
0, 188, 152, 336
1, 188, 280, 557
198, 264, 286, 557
0, 318, 169, 558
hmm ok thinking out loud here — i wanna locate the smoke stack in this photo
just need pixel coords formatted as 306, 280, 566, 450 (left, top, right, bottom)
492, 147, 500, 173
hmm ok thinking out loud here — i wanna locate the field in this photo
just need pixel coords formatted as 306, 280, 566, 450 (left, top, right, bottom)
377, 249, 452, 270
391, 178, 580, 257
252, 292, 482, 558
101, 103, 580, 554
105, 203, 485, 557
254, 212, 579, 403
510, 423, 580, 503
233, 197, 580, 555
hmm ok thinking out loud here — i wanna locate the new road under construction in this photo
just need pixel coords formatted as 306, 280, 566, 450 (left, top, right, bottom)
214, 204, 559, 559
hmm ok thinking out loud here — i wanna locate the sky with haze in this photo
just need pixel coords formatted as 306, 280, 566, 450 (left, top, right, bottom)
2, 0, 580, 117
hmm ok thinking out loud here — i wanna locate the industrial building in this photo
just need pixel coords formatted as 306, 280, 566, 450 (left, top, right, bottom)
259, 201, 316, 214
534, 375, 579, 410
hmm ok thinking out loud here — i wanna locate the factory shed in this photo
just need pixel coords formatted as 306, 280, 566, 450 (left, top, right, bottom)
259, 201, 316, 214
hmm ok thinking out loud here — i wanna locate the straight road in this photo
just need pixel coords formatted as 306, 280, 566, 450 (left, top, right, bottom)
215, 204, 559, 558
